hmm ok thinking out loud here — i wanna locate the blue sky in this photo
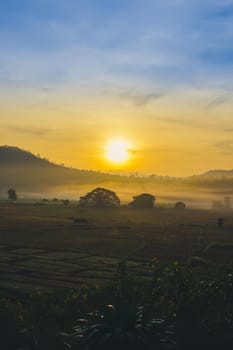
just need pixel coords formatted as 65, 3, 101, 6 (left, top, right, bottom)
1, 0, 233, 91
0, 0, 233, 175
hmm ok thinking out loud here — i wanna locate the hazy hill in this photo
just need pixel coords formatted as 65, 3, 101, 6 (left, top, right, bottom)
0, 146, 57, 168
0, 146, 121, 191
0, 146, 232, 195
202, 169, 233, 177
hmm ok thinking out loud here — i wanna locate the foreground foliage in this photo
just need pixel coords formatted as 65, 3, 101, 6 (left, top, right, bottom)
69, 304, 174, 350
0, 261, 233, 349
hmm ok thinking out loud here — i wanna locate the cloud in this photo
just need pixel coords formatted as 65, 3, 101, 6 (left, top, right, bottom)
214, 139, 233, 154
38, 85, 56, 92
6, 126, 52, 137
156, 117, 189, 124
153, 116, 195, 126
224, 128, 233, 132
122, 91, 164, 106
204, 93, 232, 111
132, 142, 199, 154
101, 88, 164, 105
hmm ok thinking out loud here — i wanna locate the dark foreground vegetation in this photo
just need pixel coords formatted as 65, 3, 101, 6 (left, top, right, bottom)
1, 260, 233, 350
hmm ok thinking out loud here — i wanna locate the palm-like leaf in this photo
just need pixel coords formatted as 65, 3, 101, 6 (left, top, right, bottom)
70, 304, 175, 350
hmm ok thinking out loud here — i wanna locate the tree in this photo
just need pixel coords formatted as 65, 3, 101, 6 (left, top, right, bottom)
175, 201, 186, 209
8, 188, 17, 201
129, 193, 155, 208
41, 198, 50, 203
79, 187, 120, 208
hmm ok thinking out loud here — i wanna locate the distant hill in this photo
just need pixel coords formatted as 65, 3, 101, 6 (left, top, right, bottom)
0, 145, 122, 191
0, 145, 232, 194
201, 169, 233, 177
0, 146, 57, 168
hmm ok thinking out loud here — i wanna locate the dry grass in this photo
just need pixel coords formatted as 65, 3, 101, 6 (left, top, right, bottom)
0, 203, 232, 295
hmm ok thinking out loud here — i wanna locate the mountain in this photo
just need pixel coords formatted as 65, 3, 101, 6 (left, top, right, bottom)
0, 146, 122, 191
0, 146, 57, 168
201, 169, 233, 177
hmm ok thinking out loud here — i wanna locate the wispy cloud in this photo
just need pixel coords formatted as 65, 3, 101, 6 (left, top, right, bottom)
119, 91, 164, 106
155, 117, 190, 125
6, 126, 52, 137
38, 85, 56, 92
214, 139, 233, 154
152, 116, 196, 127
204, 93, 232, 111
224, 128, 233, 132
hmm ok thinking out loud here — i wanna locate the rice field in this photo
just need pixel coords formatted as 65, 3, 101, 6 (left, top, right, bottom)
0, 202, 232, 295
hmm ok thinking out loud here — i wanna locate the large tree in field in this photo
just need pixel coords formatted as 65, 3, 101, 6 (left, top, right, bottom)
8, 188, 17, 201
79, 187, 120, 208
129, 193, 155, 208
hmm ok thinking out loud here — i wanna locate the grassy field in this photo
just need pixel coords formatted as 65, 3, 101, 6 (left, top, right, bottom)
0, 202, 232, 295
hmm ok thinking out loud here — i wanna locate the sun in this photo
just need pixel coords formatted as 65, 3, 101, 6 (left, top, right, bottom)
106, 139, 130, 164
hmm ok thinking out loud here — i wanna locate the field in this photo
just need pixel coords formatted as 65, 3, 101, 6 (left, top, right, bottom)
0, 202, 233, 296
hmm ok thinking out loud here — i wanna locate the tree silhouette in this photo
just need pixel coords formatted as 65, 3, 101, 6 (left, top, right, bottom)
79, 187, 120, 207
175, 201, 186, 209
129, 193, 155, 208
8, 188, 17, 201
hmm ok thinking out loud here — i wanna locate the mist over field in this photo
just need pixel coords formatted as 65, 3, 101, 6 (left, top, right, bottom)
17, 186, 233, 210
0, 146, 232, 209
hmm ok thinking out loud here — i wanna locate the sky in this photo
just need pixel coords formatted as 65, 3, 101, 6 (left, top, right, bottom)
0, 0, 233, 176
